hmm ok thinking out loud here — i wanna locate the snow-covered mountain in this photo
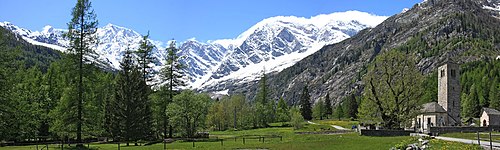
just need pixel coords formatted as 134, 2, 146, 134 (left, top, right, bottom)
0, 22, 168, 70
0, 10, 387, 91
194, 11, 387, 90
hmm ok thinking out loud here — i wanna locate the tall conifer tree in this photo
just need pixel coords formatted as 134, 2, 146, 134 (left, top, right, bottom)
135, 32, 155, 83
64, 0, 98, 145
160, 41, 186, 139
300, 85, 312, 120
324, 93, 332, 118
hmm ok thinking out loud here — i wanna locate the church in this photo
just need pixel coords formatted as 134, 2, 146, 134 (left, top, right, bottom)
414, 62, 461, 132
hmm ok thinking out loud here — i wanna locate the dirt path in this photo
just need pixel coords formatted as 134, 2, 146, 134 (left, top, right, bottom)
307, 121, 350, 130
331, 125, 349, 130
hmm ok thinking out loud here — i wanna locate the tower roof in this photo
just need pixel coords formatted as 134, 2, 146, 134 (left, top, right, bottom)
437, 57, 458, 67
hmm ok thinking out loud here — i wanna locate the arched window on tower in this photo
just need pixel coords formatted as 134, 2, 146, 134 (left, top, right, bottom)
441, 69, 445, 77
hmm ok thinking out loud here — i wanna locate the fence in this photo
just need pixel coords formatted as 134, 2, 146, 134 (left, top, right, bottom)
475, 129, 500, 150
2, 134, 284, 150
429, 125, 500, 135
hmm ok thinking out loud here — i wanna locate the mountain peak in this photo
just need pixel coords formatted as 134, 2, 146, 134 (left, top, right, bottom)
104, 23, 115, 28
102, 23, 131, 32
42, 25, 54, 33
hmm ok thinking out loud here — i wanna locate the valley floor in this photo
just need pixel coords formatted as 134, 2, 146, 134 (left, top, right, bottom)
0, 120, 482, 150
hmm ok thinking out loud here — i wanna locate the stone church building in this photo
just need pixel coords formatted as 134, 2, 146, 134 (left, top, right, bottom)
414, 62, 461, 132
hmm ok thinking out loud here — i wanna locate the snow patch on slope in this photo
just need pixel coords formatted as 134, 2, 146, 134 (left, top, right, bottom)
483, 3, 500, 12
198, 42, 328, 88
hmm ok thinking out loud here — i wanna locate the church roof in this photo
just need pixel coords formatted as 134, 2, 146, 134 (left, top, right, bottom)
483, 107, 500, 116
421, 102, 446, 113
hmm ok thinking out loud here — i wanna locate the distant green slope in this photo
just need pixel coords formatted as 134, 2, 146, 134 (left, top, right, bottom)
0, 26, 61, 72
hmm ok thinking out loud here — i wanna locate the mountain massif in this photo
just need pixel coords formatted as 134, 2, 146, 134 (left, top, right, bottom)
225, 0, 500, 105
3, 0, 499, 106
0, 11, 387, 89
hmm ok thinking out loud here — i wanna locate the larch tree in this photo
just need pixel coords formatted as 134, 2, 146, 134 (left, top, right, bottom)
313, 99, 326, 120
160, 41, 186, 138
488, 78, 500, 110
334, 103, 344, 120
276, 97, 290, 123
64, 0, 98, 145
462, 84, 481, 118
255, 69, 272, 127
135, 32, 155, 83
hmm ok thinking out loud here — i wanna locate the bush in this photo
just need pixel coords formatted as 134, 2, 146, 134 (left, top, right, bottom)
393, 137, 418, 149
290, 107, 304, 130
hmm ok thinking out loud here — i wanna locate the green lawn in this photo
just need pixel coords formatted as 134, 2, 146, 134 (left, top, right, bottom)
0, 127, 408, 150
1, 121, 483, 150
441, 132, 500, 142
429, 139, 482, 150
393, 137, 482, 150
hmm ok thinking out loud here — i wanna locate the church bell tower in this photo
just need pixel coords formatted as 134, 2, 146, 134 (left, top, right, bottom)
437, 62, 461, 126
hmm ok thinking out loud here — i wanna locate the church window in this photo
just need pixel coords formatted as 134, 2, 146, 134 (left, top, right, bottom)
441, 69, 445, 77
451, 69, 456, 77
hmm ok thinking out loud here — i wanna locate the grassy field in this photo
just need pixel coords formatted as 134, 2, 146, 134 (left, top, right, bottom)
429, 139, 482, 150
0, 127, 408, 150
0, 121, 482, 150
441, 131, 500, 141
313, 119, 359, 129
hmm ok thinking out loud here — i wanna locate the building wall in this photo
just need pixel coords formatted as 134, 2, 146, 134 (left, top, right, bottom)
480, 111, 490, 127
414, 113, 447, 132
491, 115, 500, 126
437, 63, 461, 125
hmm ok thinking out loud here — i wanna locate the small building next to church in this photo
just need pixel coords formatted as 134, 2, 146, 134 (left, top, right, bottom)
480, 107, 500, 127
414, 62, 461, 132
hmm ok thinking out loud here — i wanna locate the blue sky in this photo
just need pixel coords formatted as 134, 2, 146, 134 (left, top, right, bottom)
0, 0, 421, 42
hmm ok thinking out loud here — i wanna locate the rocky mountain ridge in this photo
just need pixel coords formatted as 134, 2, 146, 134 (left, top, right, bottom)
226, 0, 500, 104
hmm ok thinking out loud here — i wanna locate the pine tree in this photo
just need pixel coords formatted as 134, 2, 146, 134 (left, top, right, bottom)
134, 32, 155, 141
345, 94, 358, 119
64, 0, 98, 145
111, 50, 152, 144
299, 85, 312, 120
324, 93, 332, 118
160, 41, 186, 139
